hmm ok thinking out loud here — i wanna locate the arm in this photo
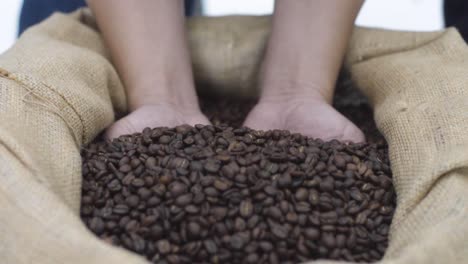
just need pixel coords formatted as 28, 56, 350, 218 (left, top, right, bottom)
245, 0, 365, 142
262, 0, 363, 102
87, 0, 208, 138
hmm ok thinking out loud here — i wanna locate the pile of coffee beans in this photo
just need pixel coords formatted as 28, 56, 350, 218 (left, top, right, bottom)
81, 123, 394, 263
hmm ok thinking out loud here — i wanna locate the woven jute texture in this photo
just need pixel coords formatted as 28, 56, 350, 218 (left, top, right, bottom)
0, 9, 466, 264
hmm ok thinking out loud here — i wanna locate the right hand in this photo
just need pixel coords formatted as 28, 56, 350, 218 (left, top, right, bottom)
106, 103, 210, 139
244, 94, 365, 143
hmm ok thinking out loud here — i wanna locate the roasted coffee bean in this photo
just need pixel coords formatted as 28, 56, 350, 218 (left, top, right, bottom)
334, 155, 347, 169
277, 173, 292, 187
113, 204, 129, 215
204, 160, 221, 173
81, 118, 394, 264
159, 135, 172, 144
214, 179, 231, 191
175, 194, 193, 206
229, 234, 247, 250
138, 187, 152, 200
270, 223, 288, 239
211, 206, 228, 220
295, 202, 311, 213
89, 217, 105, 235
184, 205, 199, 214
267, 207, 283, 221
322, 233, 336, 248
239, 200, 253, 218
168, 182, 187, 197
125, 195, 140, 208
350, 189, 365, 202
295, 188, 309, 201
131, 178, 145, 188
107, 179, 121, 192
156, 239, 171, 255
304, 227, 320, 240
147, 196, 161, 207
204, 239, 218, 254
187, 221, 201, 238
320, 177, 335, 192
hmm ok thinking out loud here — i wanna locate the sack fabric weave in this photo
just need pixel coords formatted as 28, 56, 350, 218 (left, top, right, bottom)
0, 9, 466, 264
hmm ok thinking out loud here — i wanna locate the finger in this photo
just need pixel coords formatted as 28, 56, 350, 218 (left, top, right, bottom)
105, 117, 137, 140
341, 124, 366, 143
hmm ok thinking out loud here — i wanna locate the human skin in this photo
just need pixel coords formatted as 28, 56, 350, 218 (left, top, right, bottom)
87, 0, 364, 142
86, 0, 210, 139
244, 0, 365, 142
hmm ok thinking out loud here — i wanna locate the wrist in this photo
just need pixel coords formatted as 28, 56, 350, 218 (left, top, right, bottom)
127, 82, 200, 113
260, 77, 334, 104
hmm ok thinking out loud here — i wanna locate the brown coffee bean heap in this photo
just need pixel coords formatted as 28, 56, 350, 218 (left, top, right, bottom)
81, 124, 394, 264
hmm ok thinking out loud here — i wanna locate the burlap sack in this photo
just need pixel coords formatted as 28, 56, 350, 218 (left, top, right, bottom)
0, 8, 466, 264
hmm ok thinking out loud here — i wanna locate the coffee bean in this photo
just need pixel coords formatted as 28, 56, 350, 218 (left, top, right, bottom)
204, 239, 218, 254
113, 204, 129, 215
89, 217, 105, 235
277, 173, 292, 187
169, 182, 187, 197
267, 207, 283, 221
379, 205, 394, 215
204, 160, 221, 173
245, 253, 259, 263
125, 195, 140, 208
138, 187, 152, 200
295, 188, 309, 201
334, 155, 346, 169
214, 179, 231, 191
320, 177, 335, 192
246, 215, 260, 229
131, 178, 145, 188
229, 234, 246, 250
187, 221, 201, 238
286, 212, 298, 223
156, 239, 171, 255
234, 217, 246, 231
147, 196, 161, 207
322, 233, 336, 248
347, 230, 357, 248
141, 215, 158, 227
159, 135, 172, 144
107, 179, 121, 192
211, 206, 228, 220
304, 227, 320, 240
308, 189, 320, 206
356, 210, 371, 225
263, 185, 277, 196
270, 223, 288, 239
321, 211, 338, 224
125, 220, 138, 232
239, 200, 253, 218
184, 205, 199, 214
350, 189, 364, 202
336, 234, 347, 248
295, 202, 311, 213
175, 193, 193, 206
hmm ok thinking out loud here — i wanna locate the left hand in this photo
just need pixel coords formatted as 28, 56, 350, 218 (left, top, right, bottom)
244, 94, 365, 143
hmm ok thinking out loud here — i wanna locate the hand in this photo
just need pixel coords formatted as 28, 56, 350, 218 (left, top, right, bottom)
106, 103, 210, 139
244, 95, 365, 143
